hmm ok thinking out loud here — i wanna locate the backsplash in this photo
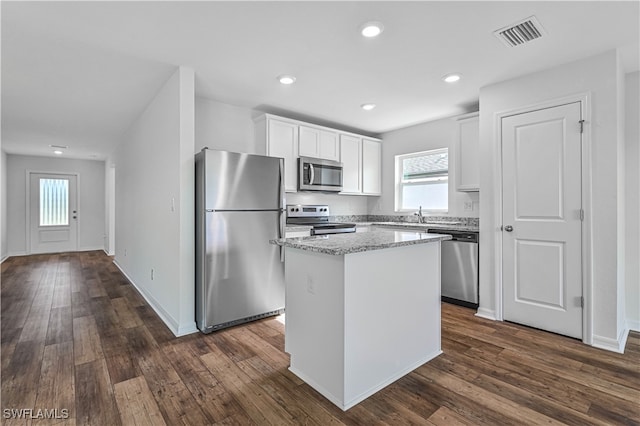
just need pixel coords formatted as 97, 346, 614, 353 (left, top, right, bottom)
331, 215, 479, 227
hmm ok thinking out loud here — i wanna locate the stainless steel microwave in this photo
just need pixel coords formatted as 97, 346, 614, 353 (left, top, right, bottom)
298, 156, 343, 192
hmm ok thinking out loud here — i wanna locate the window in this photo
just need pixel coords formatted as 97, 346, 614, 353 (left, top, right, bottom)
39, 178, 69, 226
395, 148, 448, 212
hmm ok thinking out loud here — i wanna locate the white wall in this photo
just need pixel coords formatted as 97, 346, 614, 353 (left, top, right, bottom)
1, 150, 7, 262
625, 71, 640, 331
195, 97, 371, 216
5, 154, 105, 256
195, 97, 262, 155
479, 50, 627, 351
375, 115, 479, 218
113, 66, 196, 336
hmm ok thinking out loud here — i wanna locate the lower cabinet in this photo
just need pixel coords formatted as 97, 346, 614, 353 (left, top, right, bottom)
285, 229, 311, 238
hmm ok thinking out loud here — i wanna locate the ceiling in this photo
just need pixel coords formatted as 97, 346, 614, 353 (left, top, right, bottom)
2, 1, 639, 160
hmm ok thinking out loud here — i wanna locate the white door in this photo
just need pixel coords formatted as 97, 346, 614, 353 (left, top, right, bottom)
502, 102, 583, 339
30, 173, 78, 254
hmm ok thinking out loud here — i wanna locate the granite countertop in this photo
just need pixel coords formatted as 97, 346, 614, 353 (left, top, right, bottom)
273, 228, 452, 256
364, 222, 479, 233
285, 225, 313, 232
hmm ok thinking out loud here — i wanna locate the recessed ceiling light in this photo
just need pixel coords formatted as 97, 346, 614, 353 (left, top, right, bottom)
53, 150, 63, 155
278, 75, 296, 85
361, 103, 376, 111
360, 22, 384, 38
443, 73, 462, 83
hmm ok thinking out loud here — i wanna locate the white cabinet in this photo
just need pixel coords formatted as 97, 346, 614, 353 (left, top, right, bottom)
362, 139, 381, 195
286, 229, 311, 238
299, 126, 339, 161
256, 116, 299, 192
340, 135, 381, 196
339, 135, 362, 194
256, 114, 382, 196
456, 113, 479, 192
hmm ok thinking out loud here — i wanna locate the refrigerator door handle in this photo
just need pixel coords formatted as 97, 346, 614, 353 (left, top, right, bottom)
278, 159, 285, 209
279, 209, 285, 262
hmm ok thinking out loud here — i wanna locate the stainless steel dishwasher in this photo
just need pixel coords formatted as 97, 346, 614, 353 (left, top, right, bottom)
427, 229, 479, 308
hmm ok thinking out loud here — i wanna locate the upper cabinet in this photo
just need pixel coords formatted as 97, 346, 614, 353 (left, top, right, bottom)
455, 113, 480, 192
339, 135, 382, 196
362, 139, 381, 195
256, 113, 381, 195
299, 126, 340, 161
255, 116, 299, 192
339, 135, 362, 194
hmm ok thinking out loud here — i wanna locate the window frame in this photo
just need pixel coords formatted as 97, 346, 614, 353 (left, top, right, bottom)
39, 177, 70, 227
394, 148, 449, 213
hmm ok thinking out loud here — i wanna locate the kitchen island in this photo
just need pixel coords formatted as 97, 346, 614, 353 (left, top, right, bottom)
275, 229, 451, 410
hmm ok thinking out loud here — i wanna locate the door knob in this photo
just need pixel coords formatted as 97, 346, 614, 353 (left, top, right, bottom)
504, 225, 513, 232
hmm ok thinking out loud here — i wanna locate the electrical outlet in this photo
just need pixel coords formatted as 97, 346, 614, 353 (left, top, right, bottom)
464, 201, 474, 211
307, 276, 315, 294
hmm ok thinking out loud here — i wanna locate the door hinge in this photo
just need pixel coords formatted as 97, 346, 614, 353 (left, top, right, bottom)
579, 120, 585, 134
580, 296, 584, 308
580, 209, 584, 221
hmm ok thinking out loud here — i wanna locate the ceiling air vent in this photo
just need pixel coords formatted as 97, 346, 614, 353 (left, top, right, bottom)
493, 16, 546, 47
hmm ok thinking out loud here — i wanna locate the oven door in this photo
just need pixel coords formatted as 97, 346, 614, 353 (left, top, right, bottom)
298, 157, 343, 192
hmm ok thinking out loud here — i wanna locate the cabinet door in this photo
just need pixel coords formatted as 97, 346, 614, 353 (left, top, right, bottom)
319, 130, 339, 161
298, 125, 320, 158
456, 115, 479, 191
362, 139, 381, 195
340, 135, 362, 194
267, 119, 299, 192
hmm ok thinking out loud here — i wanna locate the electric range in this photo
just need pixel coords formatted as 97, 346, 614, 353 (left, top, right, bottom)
286, 204, 356, 235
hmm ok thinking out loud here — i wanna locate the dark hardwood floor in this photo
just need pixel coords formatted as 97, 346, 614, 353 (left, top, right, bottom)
1, 251, 639, 425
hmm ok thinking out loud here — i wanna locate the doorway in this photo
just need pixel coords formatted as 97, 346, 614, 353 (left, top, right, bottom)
29, 172, 78, 254
501, 101, 584, 339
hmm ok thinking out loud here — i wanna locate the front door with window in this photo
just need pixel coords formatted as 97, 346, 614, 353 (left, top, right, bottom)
30, 173, 78, 254
501, 102, 583, 339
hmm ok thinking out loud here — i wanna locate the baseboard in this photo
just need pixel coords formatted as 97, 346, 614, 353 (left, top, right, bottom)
112, 260, 196, 338
475, 307, 497, 321
627, 319, 640, 332
177, 322, 198, 336
78, 246, 106, 252
1, 255, 9, 264
592, 327, 630, 354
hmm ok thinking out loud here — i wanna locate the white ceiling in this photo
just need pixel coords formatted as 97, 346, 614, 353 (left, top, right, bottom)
2, 1, 639, 160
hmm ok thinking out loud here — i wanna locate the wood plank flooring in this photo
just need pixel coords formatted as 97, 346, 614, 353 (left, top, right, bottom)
1, 251, 639, 425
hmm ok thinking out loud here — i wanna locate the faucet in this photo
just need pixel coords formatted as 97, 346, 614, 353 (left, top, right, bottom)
414, 206, 425, 224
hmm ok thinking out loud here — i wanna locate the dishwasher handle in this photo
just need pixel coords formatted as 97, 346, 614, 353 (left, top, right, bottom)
450, 234, 477, 242
428, 229, 478, 243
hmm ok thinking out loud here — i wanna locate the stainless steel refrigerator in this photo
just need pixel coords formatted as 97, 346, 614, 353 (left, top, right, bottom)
195, 148, 285, 333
